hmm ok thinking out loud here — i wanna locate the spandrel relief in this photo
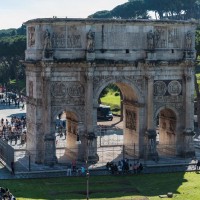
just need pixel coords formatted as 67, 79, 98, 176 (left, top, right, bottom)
51, 82, 84, 98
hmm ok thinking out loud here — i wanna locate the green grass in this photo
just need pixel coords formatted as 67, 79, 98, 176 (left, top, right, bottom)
100, 91, 121, 115
1, 172, 200, 200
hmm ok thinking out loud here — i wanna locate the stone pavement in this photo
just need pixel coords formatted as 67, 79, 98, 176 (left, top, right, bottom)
0, 100, 200, 179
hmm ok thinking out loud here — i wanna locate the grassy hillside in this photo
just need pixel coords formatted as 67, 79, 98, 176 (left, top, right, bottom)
100, 89, 121, 115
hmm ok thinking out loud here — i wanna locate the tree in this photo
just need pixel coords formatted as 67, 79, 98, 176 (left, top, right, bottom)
88, 1, 148, 19
0, 30, 26, 93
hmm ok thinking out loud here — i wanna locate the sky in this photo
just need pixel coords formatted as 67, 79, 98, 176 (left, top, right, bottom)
0, 0, 128, 29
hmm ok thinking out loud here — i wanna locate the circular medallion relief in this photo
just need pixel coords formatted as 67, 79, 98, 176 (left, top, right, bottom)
51, 82, 66, 97
67, 83, 84, 97
168, 81, 182, 96
154, 81, 167, 96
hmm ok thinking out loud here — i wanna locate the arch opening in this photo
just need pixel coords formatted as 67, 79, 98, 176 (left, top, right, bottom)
156, 108, 177, 157
95, 82, 142, 166
54, 110, 79, 163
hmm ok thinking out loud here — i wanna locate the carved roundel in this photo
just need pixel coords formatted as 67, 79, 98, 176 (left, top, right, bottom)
67, 83, 84, 97
168, 80, 182, 96
51, 82, 66, 97
154, 81, 167, 96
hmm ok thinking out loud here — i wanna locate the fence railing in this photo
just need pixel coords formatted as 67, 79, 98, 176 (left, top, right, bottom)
10, 143, 197, 173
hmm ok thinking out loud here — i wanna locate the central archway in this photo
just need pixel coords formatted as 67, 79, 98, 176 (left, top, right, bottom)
94, 79, 145, 164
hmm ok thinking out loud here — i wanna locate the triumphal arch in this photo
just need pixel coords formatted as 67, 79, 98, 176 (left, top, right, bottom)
24, 18, 197, 165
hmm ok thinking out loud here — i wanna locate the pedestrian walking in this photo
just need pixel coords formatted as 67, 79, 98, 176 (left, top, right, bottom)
11, 161, 15, 175
196, 160, 200, 171
67, 162, 72, 176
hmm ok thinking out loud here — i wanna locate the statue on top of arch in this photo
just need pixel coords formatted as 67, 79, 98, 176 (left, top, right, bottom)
87, 29, 95, 53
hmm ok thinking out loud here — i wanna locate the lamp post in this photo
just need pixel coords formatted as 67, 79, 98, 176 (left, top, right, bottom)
86, 132, 95, 200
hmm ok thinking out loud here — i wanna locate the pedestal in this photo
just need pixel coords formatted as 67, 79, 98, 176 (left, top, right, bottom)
145, 129, 159, 160
44, 134, 57, 166
182, 128, 195, 157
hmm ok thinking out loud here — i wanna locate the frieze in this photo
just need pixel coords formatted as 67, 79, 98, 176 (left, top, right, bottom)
52, 98, 85, 106
67, 26, 81, 48
52, 32, 66, 48
51, 82, 85, 98
125, 109, 136, 131
154, 26, 167, 48
154, 95, 183, 102
168, 28, 179, 48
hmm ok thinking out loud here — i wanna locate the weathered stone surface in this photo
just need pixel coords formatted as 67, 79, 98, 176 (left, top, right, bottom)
24, 18, 196, 164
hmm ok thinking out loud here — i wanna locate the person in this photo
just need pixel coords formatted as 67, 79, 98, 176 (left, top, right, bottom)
138, 162, 143, 173
11, 161, 15, 175
72, 160, 76, 172
81, 166, 85, 176
133, 163, 138, 174
196, 160, 200, 171
67, 163, 72, 176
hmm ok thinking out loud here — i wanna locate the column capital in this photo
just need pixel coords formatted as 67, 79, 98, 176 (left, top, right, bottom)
145, 75, 154, 81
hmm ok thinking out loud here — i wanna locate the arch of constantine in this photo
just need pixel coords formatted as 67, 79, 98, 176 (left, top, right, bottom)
24, 18, 197, 165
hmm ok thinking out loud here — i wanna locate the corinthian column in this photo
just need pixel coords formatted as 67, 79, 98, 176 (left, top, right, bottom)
185, 75, 192, 128
147, 75, 154, 129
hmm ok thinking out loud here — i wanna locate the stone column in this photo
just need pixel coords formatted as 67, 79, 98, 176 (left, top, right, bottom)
145, 75, 158, 160
182, 72, 195, 157
42, 63, 57, 165
85, 67, 98, 162
185, 75, 192, 128
147, 75, 154, 129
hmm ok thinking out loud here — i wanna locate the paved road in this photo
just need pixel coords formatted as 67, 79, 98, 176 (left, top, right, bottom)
0, 102, 26, 121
